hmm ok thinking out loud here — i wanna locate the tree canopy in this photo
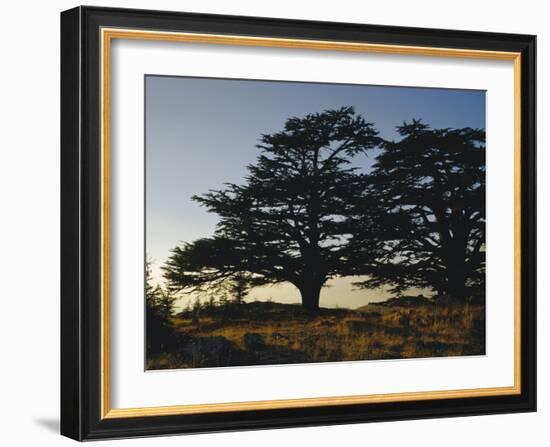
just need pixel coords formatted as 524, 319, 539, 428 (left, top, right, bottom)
351, 120, 486, 300
162, 111, 486, 310
163, 107, 381, 310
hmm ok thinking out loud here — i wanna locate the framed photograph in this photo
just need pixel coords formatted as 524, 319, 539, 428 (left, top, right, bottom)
61, 6, 536, 441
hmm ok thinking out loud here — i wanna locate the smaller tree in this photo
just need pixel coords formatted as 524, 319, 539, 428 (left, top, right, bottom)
146, 260, 176, 353
351, 121, 486, 301
226, 272, 251, 304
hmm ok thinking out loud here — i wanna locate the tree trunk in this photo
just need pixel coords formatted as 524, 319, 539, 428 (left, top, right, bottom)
446, 268, 468, 302
299, 283, 323, 311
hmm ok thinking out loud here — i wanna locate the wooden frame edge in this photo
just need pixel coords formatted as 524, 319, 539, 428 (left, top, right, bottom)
102, 386, 520, 419
99, 27, 523, 420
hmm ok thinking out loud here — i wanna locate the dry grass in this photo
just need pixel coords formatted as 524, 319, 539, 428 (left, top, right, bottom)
146, 300, 485, 370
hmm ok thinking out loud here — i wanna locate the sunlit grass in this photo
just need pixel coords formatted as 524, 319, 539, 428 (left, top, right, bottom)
147, 300, 485, 370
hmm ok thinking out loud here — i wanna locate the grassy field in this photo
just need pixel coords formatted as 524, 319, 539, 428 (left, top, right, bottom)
146, 298, 485, 370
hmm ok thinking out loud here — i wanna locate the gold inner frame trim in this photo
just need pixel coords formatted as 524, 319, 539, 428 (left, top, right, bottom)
100, 27, 522, 419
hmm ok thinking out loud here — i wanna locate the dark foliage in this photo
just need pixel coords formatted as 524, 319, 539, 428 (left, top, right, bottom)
351, 120, 485, 300
162, 111, 485, 310
163, 107, 381, 310
146, 261, 176, 354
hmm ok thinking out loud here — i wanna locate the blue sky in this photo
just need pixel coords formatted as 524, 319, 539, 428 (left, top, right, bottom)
145, 75, 485, 309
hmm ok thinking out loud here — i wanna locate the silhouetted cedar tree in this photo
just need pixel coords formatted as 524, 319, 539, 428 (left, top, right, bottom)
163, 107, 381, 310
351, 120, 485, 301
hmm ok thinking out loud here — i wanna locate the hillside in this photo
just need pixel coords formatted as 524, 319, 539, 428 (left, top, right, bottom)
147, 298, 485, 370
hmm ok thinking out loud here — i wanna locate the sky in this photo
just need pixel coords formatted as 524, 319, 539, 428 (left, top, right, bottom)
145, 75, 485, 310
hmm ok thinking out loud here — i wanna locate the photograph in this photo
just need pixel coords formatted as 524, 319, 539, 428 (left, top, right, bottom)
145, 76, 487, 370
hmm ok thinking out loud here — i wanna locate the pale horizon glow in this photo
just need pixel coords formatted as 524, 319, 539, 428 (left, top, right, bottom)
145, 75, 485, 310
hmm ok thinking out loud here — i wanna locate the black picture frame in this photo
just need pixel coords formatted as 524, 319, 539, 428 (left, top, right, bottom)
61, 5, 536, 441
